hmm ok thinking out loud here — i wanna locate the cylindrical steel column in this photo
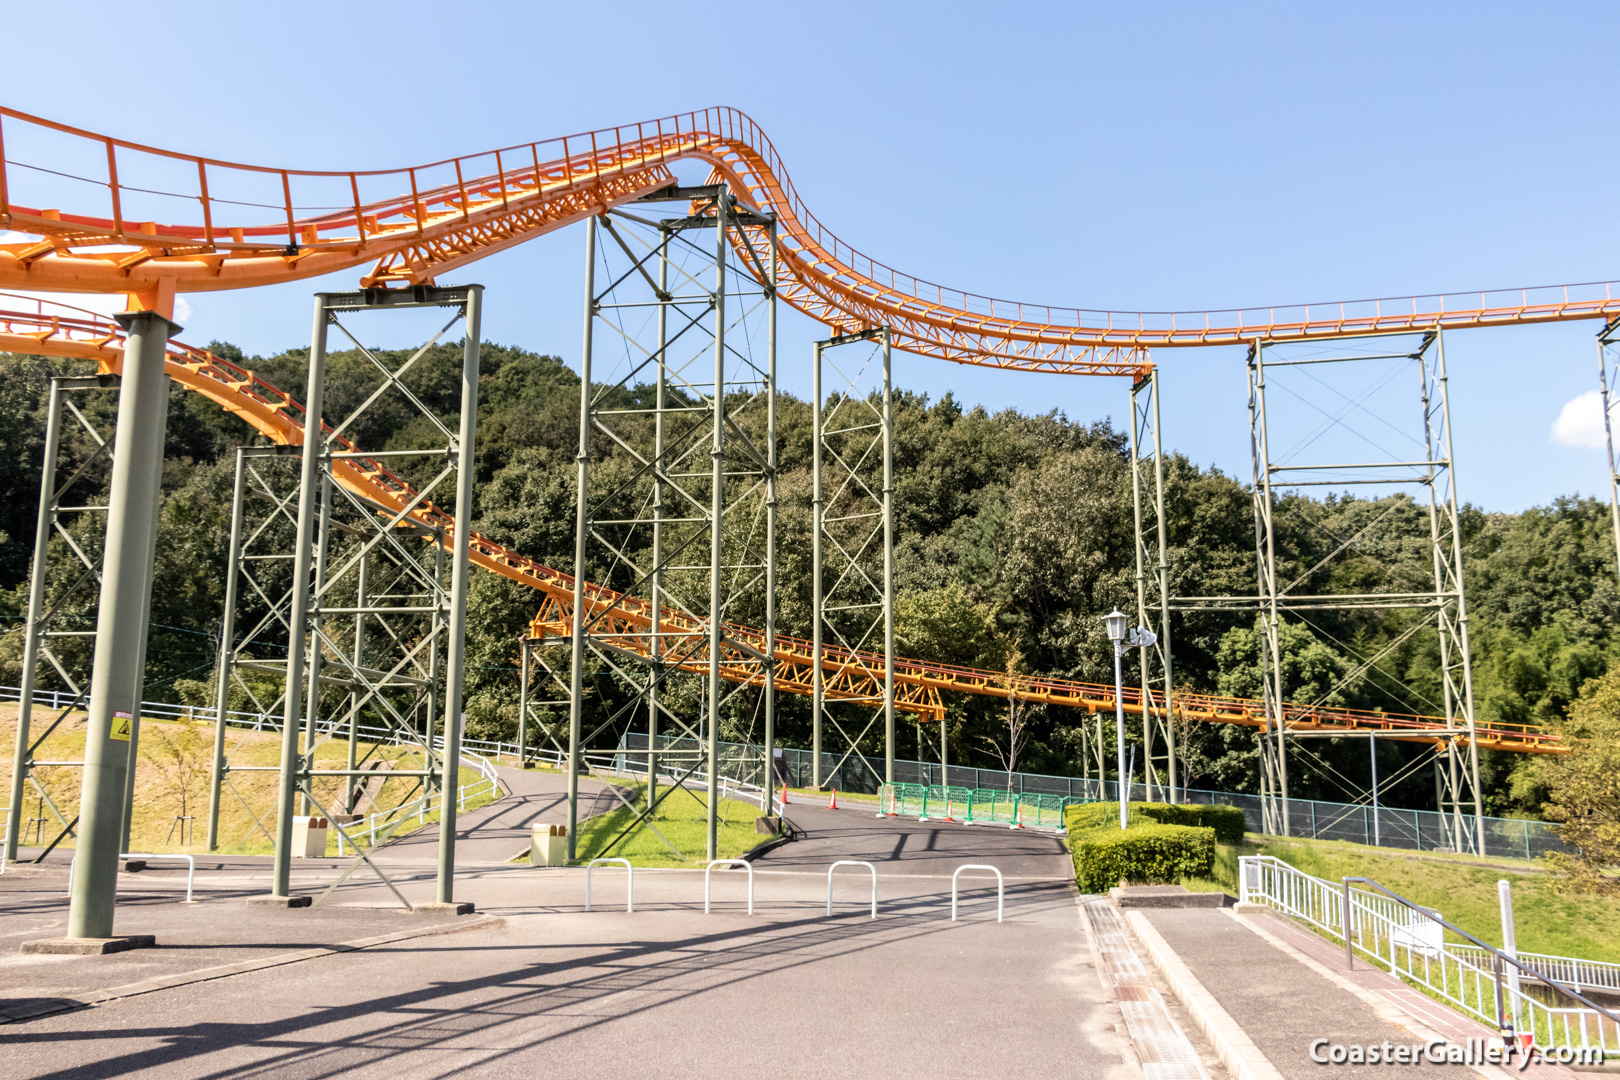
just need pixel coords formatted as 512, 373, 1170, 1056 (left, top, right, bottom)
567, 216, 597, 861
5, 379, 67, 862
648, 227, 668, 810
763, 222, 779, 796
299, 473, 334, 817
881, 328, 896, 785
810, 342, 825, 789
517, 637, 530, 770
269, 298, 330, 900
345, 552, 367, 813
434, 284, 482, 905
67, 310, 177, 938
705, 193, 728, 864
118, 360, 171, 854
206, 447, 248, 851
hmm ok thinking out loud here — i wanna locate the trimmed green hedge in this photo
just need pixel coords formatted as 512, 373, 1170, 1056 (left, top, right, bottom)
1069, 822, 1216, 893
1066, 801, 1246, 844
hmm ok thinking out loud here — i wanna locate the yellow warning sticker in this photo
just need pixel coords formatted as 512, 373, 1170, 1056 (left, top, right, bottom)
111, 710, 133, 742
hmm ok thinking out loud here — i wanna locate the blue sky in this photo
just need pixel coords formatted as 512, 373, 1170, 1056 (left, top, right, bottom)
7, 0, 1618, 511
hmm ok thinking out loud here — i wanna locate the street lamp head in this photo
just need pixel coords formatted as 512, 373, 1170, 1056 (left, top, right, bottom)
1104, 608, 1128, 643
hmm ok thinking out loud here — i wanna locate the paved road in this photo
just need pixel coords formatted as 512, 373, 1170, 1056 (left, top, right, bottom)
378, 765, 631, 864
1, 797, 1136, 1080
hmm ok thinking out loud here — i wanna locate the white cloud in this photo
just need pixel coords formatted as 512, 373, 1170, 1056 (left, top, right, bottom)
173, 294, 193, 323
1550, 389, 1611, 450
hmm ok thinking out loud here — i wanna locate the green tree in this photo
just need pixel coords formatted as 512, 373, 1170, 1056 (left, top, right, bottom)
1537, 667, 1620, 893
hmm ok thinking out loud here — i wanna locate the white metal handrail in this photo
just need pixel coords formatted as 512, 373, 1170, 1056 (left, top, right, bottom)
951, 864, 1005, 923
704, 859, 755, 915
827, 860, 878, 919
585, 857, 633, 913
1239, 855, 1620, 1057
1449, 945, 1620, 994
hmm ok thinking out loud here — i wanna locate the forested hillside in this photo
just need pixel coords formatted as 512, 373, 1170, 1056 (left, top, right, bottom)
1, 341, 1614, 818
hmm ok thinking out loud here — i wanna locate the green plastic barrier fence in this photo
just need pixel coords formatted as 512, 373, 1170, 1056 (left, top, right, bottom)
876, 784, 1089, 829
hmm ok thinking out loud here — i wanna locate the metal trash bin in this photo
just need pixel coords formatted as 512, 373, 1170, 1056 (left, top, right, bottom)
292, 816, 329, 858
531, 823, 567, 866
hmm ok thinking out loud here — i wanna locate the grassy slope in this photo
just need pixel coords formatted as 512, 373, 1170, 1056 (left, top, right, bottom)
572, 780, 771, 867
0, 704, 495, 856
1186, 834, 1620, 964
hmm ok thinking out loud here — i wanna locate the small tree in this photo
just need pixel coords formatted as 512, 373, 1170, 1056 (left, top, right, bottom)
142, 718, 211, 846
981, 646, 1031, 790
1538, 667, 1620, 893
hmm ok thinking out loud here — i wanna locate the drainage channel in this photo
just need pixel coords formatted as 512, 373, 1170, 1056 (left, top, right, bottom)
1086, 898, 1213, 1080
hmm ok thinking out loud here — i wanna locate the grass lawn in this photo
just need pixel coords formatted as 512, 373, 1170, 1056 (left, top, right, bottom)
1185, 833, 1620, 964
572, 780, 772, 867
1, 704, 497, 857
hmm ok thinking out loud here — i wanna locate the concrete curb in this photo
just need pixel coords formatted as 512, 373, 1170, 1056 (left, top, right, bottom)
1125, 909, 1286, 1080
1, 913, 502, 1025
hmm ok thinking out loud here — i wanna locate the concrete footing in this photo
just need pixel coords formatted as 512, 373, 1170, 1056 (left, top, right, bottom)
414, 901, 476, 915
246, 894, 312, 909
20, 935, 156, 955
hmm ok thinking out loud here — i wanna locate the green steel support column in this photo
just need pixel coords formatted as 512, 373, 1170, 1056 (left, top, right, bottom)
1150, 372, 1176, 803
206, 448, 248, 851
706, 193, 728, 864
517, 638, 530, 770
810, 342, 825, 789
345, 552, 367, 813
5, 379, 66, 862
763, 221, 778, 796
434, 283, 482, 905
300, 473, 334, 817
1601, 319, 1620, 586
881, 327, 895, 785
118, 361, 171, 854
648, 228, 668, 810
269, 297, 330, 901
566, 217, 597, 861
67, 309, 177, 939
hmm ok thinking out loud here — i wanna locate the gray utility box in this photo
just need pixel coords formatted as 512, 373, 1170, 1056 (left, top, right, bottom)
291, 816, 330, 858
531, 823, 568, 866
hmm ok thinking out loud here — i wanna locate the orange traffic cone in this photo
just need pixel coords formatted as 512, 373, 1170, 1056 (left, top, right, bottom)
781, 783, 789, 806
828, 788, 838, 810
886, 788, 898, 817
944, 796, 956, 823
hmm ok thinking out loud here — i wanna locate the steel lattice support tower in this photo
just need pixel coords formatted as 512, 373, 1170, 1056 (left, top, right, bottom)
1127, 369, 1177, 803
1235, 330, 1483, 847
4, 375, 121, 863
565, 184, 778, 863
249, 285, 484, 908
1599, 318, 1620, 584
810, 328, 897, 791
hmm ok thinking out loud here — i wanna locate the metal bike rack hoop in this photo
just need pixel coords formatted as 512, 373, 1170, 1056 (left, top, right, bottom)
585, 857, 633, 913
826, 859, 877, 919
951, 863, 1004, 923
704, 859, 754, 914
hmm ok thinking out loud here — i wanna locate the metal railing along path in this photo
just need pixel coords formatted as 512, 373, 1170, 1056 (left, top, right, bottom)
1239, 855, 1620, 1057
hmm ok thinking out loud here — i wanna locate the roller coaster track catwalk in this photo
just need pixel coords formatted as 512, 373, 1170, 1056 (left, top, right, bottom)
0, 105, 1596, 757
3, 105, 1620, 373
0, 301, 1564, 756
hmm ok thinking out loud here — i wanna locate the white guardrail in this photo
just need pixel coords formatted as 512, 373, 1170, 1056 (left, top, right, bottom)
1238, 855, 1620, 1058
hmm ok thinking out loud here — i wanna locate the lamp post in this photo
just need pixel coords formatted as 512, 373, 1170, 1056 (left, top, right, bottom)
1105, 609, 1128, 829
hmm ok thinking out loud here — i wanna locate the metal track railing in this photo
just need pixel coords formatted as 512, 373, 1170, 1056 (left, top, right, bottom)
1238, 855, 1619, 1057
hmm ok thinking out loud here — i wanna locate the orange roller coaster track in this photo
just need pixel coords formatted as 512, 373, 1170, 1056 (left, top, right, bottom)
0, 300, 1564, 756
3, 105, 1620, 374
